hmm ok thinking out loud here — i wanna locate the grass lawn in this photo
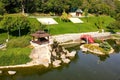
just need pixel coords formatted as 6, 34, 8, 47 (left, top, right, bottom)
0, 48, 32, 66
0, 33, 32, 66
0, 33, 8, 44
47, 15, 115, 35
0, 15, 115, 66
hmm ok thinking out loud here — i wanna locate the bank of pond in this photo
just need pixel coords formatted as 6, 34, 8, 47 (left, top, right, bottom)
0, 39, 120, 79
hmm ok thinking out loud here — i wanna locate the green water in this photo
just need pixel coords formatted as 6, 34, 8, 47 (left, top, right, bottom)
0, 40, 120, 80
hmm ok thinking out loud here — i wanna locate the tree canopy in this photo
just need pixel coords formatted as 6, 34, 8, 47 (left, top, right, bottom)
0, 0, 118, 15
0, 0, 120, 33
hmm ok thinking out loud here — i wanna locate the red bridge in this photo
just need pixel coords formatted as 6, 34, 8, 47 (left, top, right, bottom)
80, 34, 94, 43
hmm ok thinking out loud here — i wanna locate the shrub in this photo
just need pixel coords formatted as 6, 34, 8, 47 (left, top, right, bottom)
107, 21, 120, 32
0, 15, 42, 36
99, 41, 111, 51
84, 44, 104, 51
7, 36, 30, 48
0, 33, 7, 44
60, 11, 70, 22
94, 39, 102, 43
0, 16, 31, 36
84, 44, 109, 54
28, 18, 41, 33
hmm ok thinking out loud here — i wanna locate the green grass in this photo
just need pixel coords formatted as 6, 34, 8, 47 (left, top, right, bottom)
47, 15, 115, 35
4, 13, 25, 17
0, 48, 32, 66
28, 18, 41, 27
0, 15, 115, 66
0, 33, 32, 66
0, 33, 8, 44
28, 18, 42, 33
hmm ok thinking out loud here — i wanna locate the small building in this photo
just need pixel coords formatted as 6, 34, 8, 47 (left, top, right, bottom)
31, 30, 50, 45
76, 9, 83, 16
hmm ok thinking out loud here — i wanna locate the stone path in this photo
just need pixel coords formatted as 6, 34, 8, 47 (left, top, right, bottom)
52, 32, 111, 43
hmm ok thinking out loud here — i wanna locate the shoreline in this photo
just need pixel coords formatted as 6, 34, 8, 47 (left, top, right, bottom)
0, 32, 111, 70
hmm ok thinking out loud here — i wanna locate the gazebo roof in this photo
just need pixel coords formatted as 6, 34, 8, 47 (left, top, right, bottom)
76, 9, 83, 13
31, 30, 50, 38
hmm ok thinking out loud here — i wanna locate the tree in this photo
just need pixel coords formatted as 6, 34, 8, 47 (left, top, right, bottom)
20, 0, 25, 14
115, 13, 120, 21
39, 0, 71, 14
69, 0, 83, 12
0, 16, 13, 39
60, 10, 70, 22
0, 16, 30, 37
0, 2, 5, 15
114, 0, 120, 13
0, 0, 20, 13
84, 8, 89, 22
107, 21, 120, 32
0, 0, 36, 14
91, 3, 111, 15
11, 17, 30, 36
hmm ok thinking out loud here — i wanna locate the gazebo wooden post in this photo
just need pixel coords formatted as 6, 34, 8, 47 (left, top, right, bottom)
33, 36, 35, 41
48, 36, 49, 43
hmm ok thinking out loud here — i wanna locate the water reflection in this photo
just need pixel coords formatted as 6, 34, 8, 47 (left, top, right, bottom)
84, 39, 120, 62
1, 39, 120, 80
97, 55, 110, 61
107, 39, 120, 53
81, 51, 110, 62
0, 75, 16, 80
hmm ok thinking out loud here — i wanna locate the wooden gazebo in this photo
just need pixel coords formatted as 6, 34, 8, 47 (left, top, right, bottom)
76, 9, 83, 16
31, 30, 50, 44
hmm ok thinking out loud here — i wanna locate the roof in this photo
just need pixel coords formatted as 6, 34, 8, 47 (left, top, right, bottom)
76, 9, 83, 13
31, 31, 50, 38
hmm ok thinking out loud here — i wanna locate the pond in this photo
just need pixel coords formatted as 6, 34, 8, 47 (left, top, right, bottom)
1, 40, 120, 80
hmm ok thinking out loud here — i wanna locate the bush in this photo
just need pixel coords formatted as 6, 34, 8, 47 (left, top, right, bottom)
0, 33, 7, 44
99, 41, 111, 51
107, 21, 120, 32
60, 11, 70, 22
94, 39, 102, 43
7, 36, 31, 48
28, 18, 41, 33
0, 16, 31, 36
84, 44, 106, 53
0, 15, 42, 36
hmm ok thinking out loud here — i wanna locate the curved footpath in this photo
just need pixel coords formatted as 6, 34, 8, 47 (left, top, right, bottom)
52, 32, 111, 43
0, 32, 111, 70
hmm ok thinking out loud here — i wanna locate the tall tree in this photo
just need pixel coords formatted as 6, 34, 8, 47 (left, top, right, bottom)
114, 0, 120, 13
0, 2, 5, 15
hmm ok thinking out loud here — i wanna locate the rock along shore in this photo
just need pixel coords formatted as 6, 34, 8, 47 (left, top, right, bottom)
0, 32, 111, 70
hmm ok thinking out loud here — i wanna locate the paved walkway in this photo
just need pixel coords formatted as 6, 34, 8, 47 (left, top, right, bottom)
52, 32, 111, 43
